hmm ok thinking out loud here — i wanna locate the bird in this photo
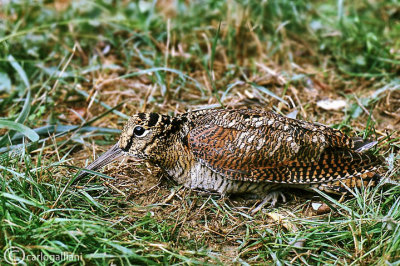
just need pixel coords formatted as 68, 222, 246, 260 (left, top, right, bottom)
74, 109, 382, 211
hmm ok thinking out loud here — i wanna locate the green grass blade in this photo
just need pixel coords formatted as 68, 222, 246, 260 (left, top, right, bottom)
1, 192, 47, 209
7, 54, 30, 88
0, 55, 32, 147
0, 120, 39, 142
250, 82, 289, 106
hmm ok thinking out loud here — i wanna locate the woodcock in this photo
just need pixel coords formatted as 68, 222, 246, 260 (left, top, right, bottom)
74, 109, 381, 209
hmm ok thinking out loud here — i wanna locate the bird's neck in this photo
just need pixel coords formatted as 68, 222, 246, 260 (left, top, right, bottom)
148, 114, 194, 179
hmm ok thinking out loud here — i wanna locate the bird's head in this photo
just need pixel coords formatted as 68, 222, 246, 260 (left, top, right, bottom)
73, 113, 178, 183
119, 113, 173, 159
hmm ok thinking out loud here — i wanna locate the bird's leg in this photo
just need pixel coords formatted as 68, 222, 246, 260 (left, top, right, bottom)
251, 191, 287, 214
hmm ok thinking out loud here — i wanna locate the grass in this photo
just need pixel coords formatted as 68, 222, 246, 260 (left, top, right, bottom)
0, 0, 399, 264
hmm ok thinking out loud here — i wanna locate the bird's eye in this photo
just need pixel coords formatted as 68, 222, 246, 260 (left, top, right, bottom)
133, 126, 146, 137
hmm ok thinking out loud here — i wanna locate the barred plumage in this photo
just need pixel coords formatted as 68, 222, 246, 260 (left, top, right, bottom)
75, 109, 382, 208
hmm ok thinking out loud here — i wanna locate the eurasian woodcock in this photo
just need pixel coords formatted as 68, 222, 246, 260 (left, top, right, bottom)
74, 109, 381, 210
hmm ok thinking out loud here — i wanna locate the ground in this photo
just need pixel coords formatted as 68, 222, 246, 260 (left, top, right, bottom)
0, 0, 399, 265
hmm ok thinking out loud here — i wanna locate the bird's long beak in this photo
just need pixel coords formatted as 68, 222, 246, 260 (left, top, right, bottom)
73, 143, 124, 184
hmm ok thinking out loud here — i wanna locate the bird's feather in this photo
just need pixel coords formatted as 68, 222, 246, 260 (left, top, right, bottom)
188, 109, 380, 185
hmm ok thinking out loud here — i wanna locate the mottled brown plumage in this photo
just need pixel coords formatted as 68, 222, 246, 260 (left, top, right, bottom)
75, 109, 382, 209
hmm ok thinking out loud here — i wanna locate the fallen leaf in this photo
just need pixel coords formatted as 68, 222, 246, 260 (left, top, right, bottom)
312, 202, 331, 214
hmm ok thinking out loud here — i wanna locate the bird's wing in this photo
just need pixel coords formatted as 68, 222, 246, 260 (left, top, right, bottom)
187, 109, 372, 184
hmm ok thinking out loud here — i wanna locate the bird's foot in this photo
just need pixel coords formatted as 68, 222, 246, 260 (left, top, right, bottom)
251, 191, 287, 214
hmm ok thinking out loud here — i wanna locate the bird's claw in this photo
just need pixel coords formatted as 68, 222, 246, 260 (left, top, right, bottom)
251, 191, 286, 214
